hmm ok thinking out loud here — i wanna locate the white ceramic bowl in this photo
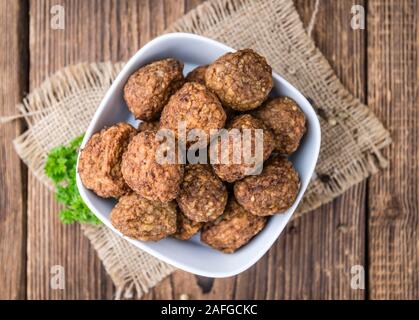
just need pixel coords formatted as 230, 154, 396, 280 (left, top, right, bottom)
76, 33, 321, 278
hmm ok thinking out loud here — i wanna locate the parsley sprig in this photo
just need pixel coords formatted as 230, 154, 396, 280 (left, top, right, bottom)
45, 135, 100, 224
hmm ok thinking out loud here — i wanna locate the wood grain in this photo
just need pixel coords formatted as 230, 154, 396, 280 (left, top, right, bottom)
25, 0, 370, 300
262, 0, 367, 299
368, 0, 419, 299
26, 0, 200, 300
0, 0, 28, 300
145, 0, 368, 300
290, 0, 367, 300
5, 0, 414, 300
27, 0, 141, 299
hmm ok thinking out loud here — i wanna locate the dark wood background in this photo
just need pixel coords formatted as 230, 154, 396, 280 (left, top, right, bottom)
0, 0, 417, 300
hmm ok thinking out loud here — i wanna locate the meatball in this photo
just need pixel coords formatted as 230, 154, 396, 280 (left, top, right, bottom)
185, 65, 208, 85
177, 164, 228, 223
211, 114, 275, 183
254, 97, 306, 154
173, 213, 204, 240
110, 193, 177, 241
205, 49, 273, 111
137, 120, 159, 132
201, 198, 267, 253
121, 130, 184, 202
123, 58, 184, 121
234, 155, 300, 216
187, 65, 239, 121
160, 82, 226, 149
78, 122, 136, 198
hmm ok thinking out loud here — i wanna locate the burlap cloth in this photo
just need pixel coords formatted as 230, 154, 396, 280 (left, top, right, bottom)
9, 0, 391, 299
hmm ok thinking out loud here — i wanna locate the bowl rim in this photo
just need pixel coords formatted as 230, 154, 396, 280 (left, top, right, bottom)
76, 32, 321, 278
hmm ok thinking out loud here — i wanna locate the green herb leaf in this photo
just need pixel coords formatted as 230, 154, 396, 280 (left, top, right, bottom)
45, 134, 100, 225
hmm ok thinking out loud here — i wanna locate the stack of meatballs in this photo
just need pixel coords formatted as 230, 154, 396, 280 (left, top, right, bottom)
78, 49, 306, 253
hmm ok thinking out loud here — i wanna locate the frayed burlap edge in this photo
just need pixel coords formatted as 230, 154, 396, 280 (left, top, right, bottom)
81, 223, 175, 299
14, 62, 124, 190
10, 0, 391, 299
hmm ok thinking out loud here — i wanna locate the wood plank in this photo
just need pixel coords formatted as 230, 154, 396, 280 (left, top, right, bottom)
27, 0, 369, 299
27, 0, 203, 300
254, 0, 367, 299
27, 0, 150, 300
277, 0, 366, 300
368, 0, 419, 300
0, 0, 28, 300
148, 0, 368, 300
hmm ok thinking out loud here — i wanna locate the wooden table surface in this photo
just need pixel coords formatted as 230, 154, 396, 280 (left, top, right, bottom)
0, 0, 418, 300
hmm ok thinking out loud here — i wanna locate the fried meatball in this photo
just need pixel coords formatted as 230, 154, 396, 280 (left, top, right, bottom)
234, 155, 300, 216
187, 65, 238, 121
205, 49, 273, 111
177, 164, 228, 223
121, 131, 184, 202
137, 121, 159, 132
78, 122, 137, 198
254, 97, 306, 154
160, 82, 226, 149
173, 213, 204, 240
186, 65, 208, 85
123, 58, 184, 121
110, 193, 177, 241
201, 198, 267, 253
211, 114, 275, 183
